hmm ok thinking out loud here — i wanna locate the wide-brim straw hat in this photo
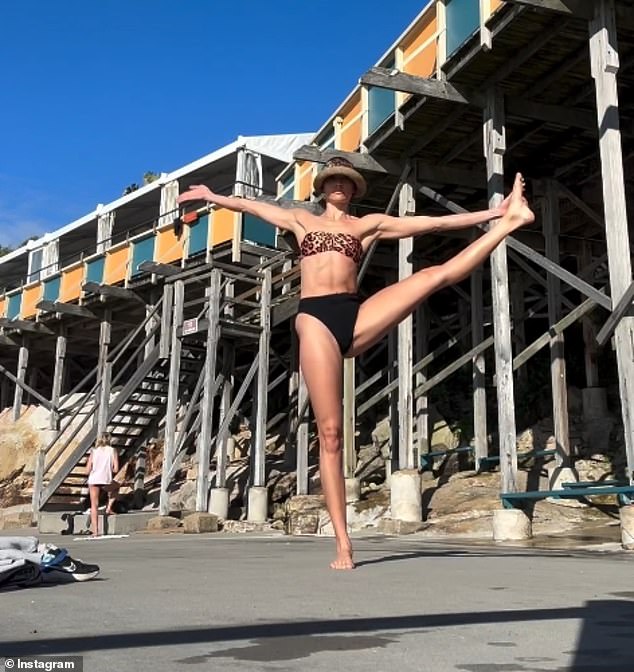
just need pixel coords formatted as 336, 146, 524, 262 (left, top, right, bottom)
313, 157, 367, 200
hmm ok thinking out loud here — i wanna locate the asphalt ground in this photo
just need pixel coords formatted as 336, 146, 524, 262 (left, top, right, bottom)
1, 530, 633, 672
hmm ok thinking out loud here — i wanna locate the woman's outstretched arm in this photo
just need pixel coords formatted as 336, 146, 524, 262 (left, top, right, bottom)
361, 193, 511, 241
177, 185, 302, 234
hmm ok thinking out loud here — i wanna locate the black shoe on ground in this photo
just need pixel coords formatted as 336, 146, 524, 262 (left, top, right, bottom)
41, 547, 100, 582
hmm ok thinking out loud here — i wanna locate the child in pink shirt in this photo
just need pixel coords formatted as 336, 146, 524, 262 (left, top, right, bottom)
86, 433, 120, 536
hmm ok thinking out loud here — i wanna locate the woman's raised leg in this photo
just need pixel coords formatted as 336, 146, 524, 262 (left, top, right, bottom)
347, 173, 534, 356
295, 313, 354, 569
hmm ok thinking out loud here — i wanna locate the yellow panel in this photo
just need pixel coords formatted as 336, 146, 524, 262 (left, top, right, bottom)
59, 266, 84, 303
211, 208, 235, 246
104, 245, 130, 285
0, 297, 5, 318
402, 11, 437, 65
297, 161, 313, 201
156, 226, 185, 263
21, 284, 42, 319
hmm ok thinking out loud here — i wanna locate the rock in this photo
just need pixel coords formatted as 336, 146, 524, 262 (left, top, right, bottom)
183, 512, 219, 534
378, 518, 428, 535
168, 480, 196, 511
146, 515, 181, 530
0, 508, 34, 530
285, 495, 326, 535
222, 520, 277, 534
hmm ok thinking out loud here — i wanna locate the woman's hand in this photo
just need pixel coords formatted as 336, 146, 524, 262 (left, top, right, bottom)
496, 193, 512, 217
177, 184, 217, 205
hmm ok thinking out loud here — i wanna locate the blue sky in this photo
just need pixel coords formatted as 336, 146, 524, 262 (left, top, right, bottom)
0, 1, 426, 248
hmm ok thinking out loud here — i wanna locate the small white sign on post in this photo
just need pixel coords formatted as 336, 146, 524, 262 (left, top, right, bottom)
182, 318, 199, 335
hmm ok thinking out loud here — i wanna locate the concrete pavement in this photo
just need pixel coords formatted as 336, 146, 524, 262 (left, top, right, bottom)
1, 530, 633, 671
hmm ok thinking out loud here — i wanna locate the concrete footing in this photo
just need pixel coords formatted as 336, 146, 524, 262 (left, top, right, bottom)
345, 477, 361, 503
493, 508, 532, 541
620, 504, 634, 550
390, 469, 422, 522
208, 487, 229, 519
247, 486, 268, 522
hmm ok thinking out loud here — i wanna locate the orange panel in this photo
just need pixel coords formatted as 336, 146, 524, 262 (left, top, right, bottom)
155, 226, 184, 263
104, 245, 130, 285
402, 11, 437, 64
341, 95, 362, 128
403, 42, 437, 79
0, 297, 5, 318
21, 284, 42, 319
211, 208, 235, 246
491, 0, 504, 14
297, 162, 313, 201
340, 118, 362, 152
59, 265, 84, 303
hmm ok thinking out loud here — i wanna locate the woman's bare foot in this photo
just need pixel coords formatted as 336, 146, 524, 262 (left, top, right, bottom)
330, 540, 355, 570
505, 173, 535, 230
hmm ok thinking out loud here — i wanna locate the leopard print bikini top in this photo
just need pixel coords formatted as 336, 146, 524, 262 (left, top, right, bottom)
299, 230, 364, 265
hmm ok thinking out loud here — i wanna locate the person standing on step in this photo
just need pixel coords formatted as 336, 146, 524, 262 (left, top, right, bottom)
86, 432, 120, 536
178, 158, 535, 570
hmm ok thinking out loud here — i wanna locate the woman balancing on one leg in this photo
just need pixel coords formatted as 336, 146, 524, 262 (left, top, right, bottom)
177, 158, 535, 570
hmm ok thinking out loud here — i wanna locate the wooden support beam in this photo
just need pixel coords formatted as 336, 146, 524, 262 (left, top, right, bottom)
343, 358, 357, 479
296, 362, 309, 495
472, 232, 488, 469
398, 177, 415, 470
50, 332, 67, 430
0, 360, 55, 411
361, 67, 596, 130
215, 342, 235, 489
36, 300, 96, 319
293, 145, 486, 189
83, 282, 145, 304
555, 182, 604, 228
196, 269, 222, 512
361, 66, 474, 104
596, 280, 634, 346
543, 179, 571, 467
252, 269, 272, 489
0, 318, 53, 335
0, 335, 19, 347
484, 88, 518, 494
504, 0, 594, 20
138, 261, 181, 277
415, 303, 430, 463
418, 185, 612, 310
12, 339, 29, 420
160, 280, 184, 515
580, 243, 601, 387
590, 0, 634, 482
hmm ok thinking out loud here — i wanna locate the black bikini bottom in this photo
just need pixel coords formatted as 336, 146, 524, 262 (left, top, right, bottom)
296, 293, 361, 355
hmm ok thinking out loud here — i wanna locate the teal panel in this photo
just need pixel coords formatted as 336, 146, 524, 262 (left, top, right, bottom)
243, 213, 275, 248
43, 276, 61, 302
86, 256, 105, 284
279, 173, 294, 201
7, 293, 22, 320
368, 85, 395, 134
131, 235, 156, 275
188, 214, 209, 256
446, 0, 480, 56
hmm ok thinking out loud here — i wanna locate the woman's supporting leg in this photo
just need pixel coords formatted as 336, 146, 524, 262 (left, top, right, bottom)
348, 174, 535, 356
89, 485, 100, 536
295, 313, 354, 569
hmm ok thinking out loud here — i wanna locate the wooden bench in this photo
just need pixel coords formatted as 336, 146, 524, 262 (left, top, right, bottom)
501, 484, 634, 510
479, 449, 556, 472
420, 445, 473, 471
